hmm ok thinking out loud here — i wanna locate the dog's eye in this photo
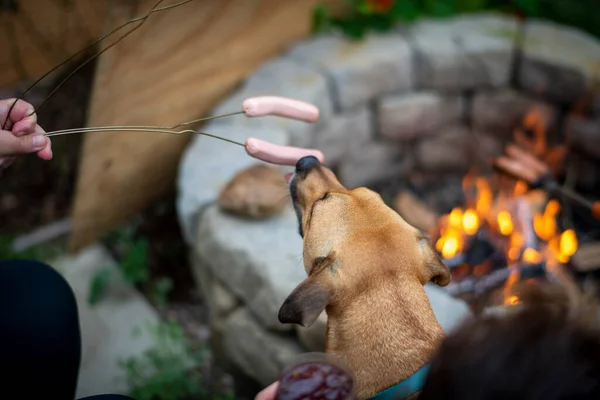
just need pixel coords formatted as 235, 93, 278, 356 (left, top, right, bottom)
320, 192, 329, 201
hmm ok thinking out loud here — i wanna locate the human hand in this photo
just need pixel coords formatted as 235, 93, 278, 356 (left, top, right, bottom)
255, 381, 279, 400
0, 98, 52, 168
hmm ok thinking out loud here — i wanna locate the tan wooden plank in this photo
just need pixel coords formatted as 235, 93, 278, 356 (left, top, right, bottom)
68, 0, 342, 251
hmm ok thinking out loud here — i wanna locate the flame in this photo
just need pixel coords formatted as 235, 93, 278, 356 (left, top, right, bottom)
475, 178, 493, 216
462, 209, 479, 235
533, 199, 560, 241
522, 248, 542, 264
440, 231, 461, 259
432, 104, 580, 306
449, 208, 463, 228
559, 229, 578, 258
497, 210, 513, 236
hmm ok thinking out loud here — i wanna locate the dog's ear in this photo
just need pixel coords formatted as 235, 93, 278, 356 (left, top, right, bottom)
417, 233, 451, 287
278, 256, 335, 327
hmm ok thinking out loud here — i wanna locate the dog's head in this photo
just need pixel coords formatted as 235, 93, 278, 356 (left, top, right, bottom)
279, 156, 451, 327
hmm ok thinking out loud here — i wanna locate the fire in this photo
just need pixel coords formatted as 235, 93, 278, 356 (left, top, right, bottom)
462, 209, 479, 235
497, 211, 513, 236
522, 248, 542, 264
560, 229, 578, 258
433, 105, 579, 305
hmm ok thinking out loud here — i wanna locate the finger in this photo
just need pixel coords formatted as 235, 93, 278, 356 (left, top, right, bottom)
255, 381, 279, 400
12, 112, 38, 136
33, 125, 52, 160
0, 98, 36, 129
0, 131, 49, 157
37, 138, 53, 161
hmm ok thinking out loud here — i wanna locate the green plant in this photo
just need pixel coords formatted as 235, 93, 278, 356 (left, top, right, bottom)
120, 321, 211, 400
313, 0, 600, 41
88, 266, 112, 305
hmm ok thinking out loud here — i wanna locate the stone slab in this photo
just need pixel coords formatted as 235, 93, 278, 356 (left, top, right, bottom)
222, 308, 304, 387
415, 124, 474, 173
286, 33, 414, 111
471, 88, 556, 137
176, 122, 291, 244
52, 245, 159, 399
410, 13, 519, 91
518, 19, 600, 104
194, 204, 306, 331
379, 91, 464, 141
338, 140, 413, 189
312, 106, 373, 167
209, 57, 334, 148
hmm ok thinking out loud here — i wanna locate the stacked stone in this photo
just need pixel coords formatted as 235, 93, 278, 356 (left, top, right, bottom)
176, 13, 600, 388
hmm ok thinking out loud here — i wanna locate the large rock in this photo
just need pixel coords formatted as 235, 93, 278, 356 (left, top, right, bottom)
424, 283, 472, 333
176, 122, 290, 244
222, 308, 304, 387
194, 204, 305, 331
472, 88, 557, 137
53, 245, 160, 398
518, 19, 600, 104
410, 13, 519, 91
285, 33, 414, 111
209, 58, 333, 148
378, 92, 464, 141
415, 124, 473, 173
218, 164, 288, 219
337, 141, 414, 189
312, 106, 373, 166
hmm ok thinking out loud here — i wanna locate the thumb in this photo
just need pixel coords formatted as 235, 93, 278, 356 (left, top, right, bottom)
0, 131, 48, 157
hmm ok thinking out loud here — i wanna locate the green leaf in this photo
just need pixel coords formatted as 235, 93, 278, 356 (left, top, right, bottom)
312, 3, 331, 33
88, 267, 111, 305
513, 0, 541, 17
332, 18, 368, 39
390, 0, 421, 22
424, 0, 455, 18
119, 237, 150, 285
152, 277, 174, 306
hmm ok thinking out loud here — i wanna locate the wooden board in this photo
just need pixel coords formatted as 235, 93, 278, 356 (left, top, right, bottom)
68, 0, 343, 251
0, 0, 109, 89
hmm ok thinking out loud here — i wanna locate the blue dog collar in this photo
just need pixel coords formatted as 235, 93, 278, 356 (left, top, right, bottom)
369, 364, 430, 400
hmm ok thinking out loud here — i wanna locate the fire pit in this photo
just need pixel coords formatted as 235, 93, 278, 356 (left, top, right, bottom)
176, 12, 600, 394
428, 110, 587, 310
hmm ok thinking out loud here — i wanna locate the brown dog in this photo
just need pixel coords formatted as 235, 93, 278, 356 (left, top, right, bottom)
278, 156, 452, 399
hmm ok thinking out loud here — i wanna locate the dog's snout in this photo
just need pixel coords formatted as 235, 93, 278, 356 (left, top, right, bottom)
296, 155, 321, 174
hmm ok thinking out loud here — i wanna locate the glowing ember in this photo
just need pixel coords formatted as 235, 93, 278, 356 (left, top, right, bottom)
433, 105, 579, 304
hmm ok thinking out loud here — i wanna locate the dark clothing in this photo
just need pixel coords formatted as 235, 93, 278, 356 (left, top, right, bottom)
0, 258, 134, 399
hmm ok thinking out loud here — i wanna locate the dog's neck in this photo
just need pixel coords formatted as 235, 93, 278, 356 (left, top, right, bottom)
325, 279, 444, 400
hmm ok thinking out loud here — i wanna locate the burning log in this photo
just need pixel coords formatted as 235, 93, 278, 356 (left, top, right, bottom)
446, 262, 546, 297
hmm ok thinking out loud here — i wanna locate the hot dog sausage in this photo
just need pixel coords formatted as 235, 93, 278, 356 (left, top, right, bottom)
245, 137, 325, 166
242, 96, 319, 123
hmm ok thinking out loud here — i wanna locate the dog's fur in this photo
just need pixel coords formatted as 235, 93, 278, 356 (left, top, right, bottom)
419, 282, 600, 400
278, 158, 451, 399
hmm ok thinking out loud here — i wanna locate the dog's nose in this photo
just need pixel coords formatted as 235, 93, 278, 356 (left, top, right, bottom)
295, 155, 321, 173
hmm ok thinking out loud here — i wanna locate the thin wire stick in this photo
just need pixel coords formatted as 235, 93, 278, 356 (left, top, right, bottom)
1, 0, 194, 130
43, 127, 246, 147
40, 110, 246, 136
32, 0, 195, 117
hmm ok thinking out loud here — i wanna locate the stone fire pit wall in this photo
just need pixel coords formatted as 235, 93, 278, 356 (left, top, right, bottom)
176, 13, 600, 388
